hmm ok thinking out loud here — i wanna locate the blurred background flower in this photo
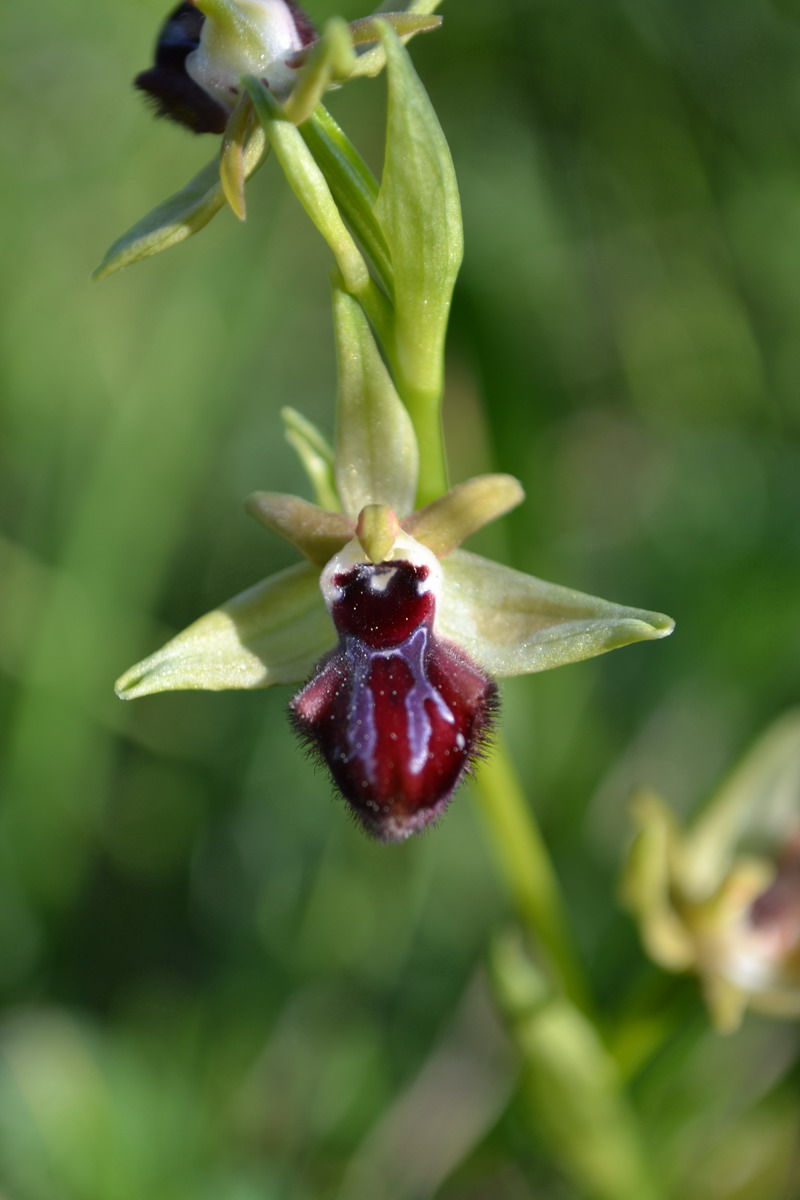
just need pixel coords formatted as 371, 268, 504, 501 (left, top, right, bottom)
2, 0, 800, 1196
623, 712, 800, 1032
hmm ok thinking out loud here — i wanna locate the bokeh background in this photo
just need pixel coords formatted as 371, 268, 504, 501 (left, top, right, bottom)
2, 0, 800, 1196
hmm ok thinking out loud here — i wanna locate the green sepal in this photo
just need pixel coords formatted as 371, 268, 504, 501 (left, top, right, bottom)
93, 129, 268, 280
348, 2, 444, 77
246, 492, 352, 564
438, 551, 674, 678
115, 563, 333, 698
404, 475, 524, 558
332, 287, 419, 518
219, 93, 255, 220
281, 407, 340, 512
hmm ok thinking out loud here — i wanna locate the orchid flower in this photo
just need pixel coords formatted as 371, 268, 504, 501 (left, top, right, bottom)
623, 711, 800, 1031
94, 0, 443, 278
116, 289, 674, 840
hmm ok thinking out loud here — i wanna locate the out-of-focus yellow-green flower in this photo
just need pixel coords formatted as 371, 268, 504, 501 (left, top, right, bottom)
623, 712, 800, 1032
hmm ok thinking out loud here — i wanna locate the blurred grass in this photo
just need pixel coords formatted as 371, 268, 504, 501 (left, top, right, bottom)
1, 0, 799, 1197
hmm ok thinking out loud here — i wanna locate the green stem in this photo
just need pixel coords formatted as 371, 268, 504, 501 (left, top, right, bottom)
491, 936, 662, 1200
394, 376, 449, 506
475, 735, 590, 1013
607, 971, 690, 1082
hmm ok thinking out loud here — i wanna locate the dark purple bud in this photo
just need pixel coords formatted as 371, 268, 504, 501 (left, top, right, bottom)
291, 559, 497, 842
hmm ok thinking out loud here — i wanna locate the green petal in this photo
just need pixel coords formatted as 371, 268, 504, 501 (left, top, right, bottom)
281, 407, 340, 511
246, 492, 352, 563
489, 935, 659, 1200
438, 551, 674, 677
404, 474, 524, 557
93, 129, 268, 280
333, 287, 419, 517
219, 93, 255, 220
115, 563, 332, 698
348, 3, 444, 77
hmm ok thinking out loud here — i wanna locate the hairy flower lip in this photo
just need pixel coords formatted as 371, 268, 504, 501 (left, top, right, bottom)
134, 3, 230, 134
290, 555, 498, 841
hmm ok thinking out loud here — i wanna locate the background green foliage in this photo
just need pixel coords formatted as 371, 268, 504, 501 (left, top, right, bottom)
1, 1, 800, 1196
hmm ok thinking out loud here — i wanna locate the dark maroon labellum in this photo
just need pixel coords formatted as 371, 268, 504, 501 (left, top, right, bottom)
291, 560, 497, 842
134, 3, 228, 134
134, 1, 317, 135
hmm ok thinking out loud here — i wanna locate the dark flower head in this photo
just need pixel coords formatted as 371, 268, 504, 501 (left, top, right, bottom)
135, 0, 316, 133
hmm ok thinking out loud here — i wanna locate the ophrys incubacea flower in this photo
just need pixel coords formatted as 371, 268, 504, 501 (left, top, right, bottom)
116, 292, 674, 840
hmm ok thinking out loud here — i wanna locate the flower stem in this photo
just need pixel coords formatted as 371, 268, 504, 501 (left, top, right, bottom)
474, 735, 591, 1013
399, 379, 449, 506
607, 971, 691, 1082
